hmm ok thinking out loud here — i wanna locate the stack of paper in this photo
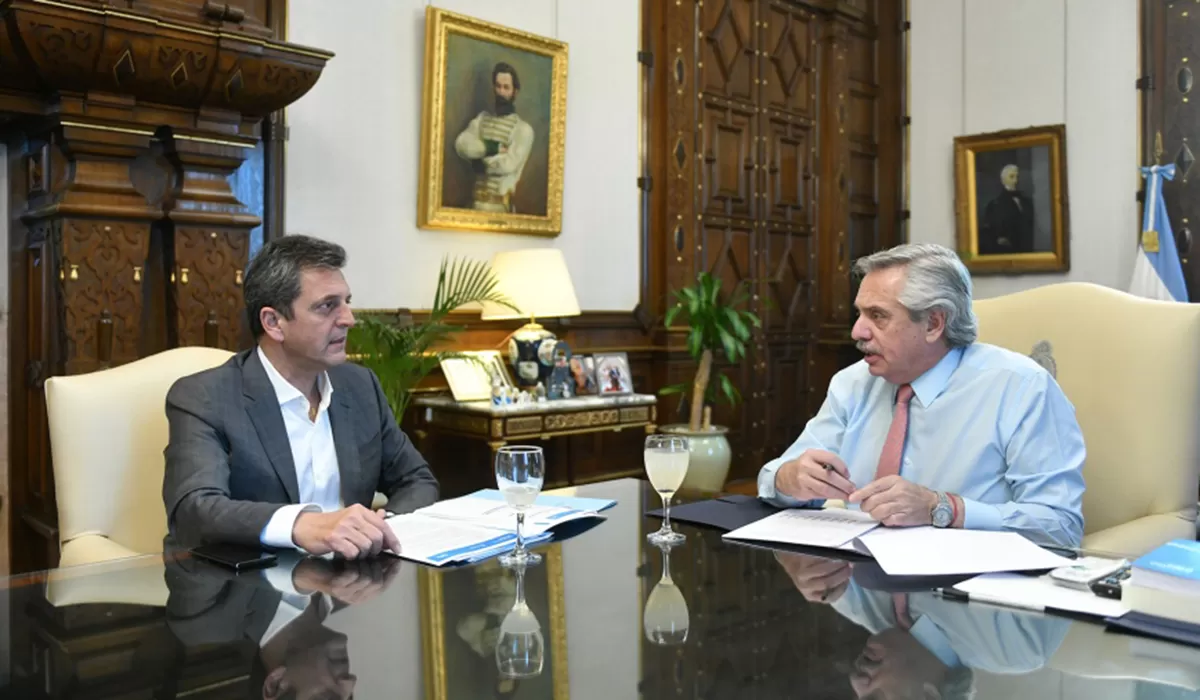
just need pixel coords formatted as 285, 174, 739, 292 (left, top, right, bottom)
386, 491, 609, 566
722, 508, 880, 549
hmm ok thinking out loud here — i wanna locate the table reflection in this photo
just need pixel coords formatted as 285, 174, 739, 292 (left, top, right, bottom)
643, 540, 689, 645
773, 550, 1072, 700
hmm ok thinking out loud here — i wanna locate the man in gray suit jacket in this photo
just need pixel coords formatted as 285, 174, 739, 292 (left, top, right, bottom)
163, 235, 439, 558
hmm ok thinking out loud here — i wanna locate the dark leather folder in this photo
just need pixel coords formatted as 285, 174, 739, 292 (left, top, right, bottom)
646, 494, 780, 531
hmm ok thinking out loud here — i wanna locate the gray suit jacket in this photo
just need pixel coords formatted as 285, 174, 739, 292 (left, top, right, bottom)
162, 348, 439, 547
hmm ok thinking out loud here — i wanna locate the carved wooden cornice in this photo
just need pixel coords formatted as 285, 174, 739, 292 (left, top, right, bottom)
0, 0, 332, 136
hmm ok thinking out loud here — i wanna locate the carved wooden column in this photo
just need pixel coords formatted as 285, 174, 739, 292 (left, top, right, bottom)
161, 132, 258, 350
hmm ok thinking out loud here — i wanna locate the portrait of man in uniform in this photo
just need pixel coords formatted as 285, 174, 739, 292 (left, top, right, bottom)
419, 8, 567, 235
453, 62, 535, 214
438, 34, 554, 217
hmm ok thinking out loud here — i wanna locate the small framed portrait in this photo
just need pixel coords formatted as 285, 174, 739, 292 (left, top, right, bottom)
954, 124, 1070, 274
593, 352, 634, 395
418, 6, 568, 236
568, 355, 597, 396
440, 350, 510, 402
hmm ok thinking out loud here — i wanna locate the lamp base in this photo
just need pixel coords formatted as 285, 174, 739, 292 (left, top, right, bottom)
508, 322, 556, 388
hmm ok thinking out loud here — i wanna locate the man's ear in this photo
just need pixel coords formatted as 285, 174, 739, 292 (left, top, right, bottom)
924, 309, 947, 343
260, 307, 286, 343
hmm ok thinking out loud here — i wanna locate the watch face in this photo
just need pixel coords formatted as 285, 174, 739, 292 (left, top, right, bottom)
932, 504, 953, 528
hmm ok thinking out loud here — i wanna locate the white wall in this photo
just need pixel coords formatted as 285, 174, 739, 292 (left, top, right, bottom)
286, 0, 641, 311
910, 0, 1140, 299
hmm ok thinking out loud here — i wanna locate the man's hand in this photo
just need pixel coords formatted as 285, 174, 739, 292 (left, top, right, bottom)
773, 449, 856, 501
292, 557, 401, 605
774, 551, 852, 604
292, 505, 400, 559
848, 476, 937, 527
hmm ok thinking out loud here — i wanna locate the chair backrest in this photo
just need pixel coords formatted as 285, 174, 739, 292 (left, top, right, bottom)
973, 282, 1200, 535
45, 347, 234, 555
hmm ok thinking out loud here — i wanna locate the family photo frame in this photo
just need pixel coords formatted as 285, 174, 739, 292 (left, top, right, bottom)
953, 124, 1070, 275
418, 6, 569, 236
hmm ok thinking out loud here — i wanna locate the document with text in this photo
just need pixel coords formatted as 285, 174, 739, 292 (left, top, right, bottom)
722, 508, 881, 550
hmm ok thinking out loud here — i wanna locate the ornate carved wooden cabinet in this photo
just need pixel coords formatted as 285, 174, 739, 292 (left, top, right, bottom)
644, 0, 905, 479
1, 0, 331, 572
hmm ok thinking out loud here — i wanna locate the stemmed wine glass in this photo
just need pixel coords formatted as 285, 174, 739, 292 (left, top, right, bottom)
495, 559, 545, 679
495, 445, 545, 566
643, 540, 690, 645
645, 434, 689, 544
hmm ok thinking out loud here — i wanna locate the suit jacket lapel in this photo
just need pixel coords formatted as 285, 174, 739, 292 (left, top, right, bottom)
242, 350, 300, 503
328, 388, 361, 507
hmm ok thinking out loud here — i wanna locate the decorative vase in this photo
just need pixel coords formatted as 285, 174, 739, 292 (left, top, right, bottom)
507, 325, 558, 389
660, 424, 732, 492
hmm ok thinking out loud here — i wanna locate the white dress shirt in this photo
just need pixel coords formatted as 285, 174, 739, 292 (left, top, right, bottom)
257, 347, 343, 549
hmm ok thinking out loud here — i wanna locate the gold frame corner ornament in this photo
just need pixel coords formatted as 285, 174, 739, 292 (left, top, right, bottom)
418, 6, 568, 237
418, 544, 569, 700
953, 124, 1071, 275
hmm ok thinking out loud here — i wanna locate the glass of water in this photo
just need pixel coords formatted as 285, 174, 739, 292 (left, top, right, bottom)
645, 434, 689, 545
495, 445, 545, 566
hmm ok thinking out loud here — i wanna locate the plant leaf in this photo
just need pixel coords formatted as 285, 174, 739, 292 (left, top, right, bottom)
658, 383, 689, 396
719, 372, 741, 405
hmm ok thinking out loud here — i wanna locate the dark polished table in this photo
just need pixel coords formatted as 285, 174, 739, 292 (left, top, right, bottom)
3, 478, 1199, 699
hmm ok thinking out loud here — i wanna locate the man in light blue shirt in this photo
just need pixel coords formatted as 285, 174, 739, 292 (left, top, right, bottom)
758, 243, 1085, 547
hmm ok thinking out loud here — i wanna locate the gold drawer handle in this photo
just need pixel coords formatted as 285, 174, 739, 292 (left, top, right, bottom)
234, 269, 243, 286
132, 265, 142, 283
69, 264, 78, 281
180, 267, 189, 285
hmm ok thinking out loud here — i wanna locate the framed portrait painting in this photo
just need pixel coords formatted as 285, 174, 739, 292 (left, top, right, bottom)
594, 352, 634, 395
418, 7, 568, 236
419, 545, 568, 700
954, 125, 1070, 274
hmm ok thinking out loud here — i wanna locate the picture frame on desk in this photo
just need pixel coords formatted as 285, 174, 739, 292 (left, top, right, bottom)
419, 545, 568, 700
594, 352, 634, 395
441, 350, 512, 402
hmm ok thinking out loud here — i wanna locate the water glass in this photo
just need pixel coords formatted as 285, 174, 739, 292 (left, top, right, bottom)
644, 434, 689, 544
495, 445, 545, 566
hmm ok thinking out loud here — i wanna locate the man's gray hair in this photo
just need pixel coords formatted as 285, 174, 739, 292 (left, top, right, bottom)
853, 243, 978, 348
1001, 164, 1019, 180
243, 234, 346, 339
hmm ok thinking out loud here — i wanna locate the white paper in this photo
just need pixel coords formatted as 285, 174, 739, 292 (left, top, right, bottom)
723, 508, 880, 549
384, 513, 553, 566
416, 495, 601, 536
955, 572, 1128, 619
857, 527, 1072, 576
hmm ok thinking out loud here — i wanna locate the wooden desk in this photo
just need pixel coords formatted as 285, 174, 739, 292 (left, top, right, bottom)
414, 393, 658, 456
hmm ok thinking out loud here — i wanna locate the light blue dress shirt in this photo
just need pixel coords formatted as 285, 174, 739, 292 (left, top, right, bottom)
758, 343, 1086, 547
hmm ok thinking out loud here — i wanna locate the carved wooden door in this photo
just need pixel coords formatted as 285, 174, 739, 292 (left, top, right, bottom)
1145, 0, 1200, 299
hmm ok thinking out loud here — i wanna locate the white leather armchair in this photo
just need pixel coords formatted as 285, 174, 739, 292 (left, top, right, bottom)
44, 346, 233, 568
973, 282, 1200, 556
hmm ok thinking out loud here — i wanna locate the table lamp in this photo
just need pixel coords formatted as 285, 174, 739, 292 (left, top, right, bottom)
481, 249, 582, 388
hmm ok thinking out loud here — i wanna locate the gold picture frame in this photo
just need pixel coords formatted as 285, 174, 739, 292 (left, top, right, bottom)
419, 545, 569, 700
418, 7, 568, 236
954, 124, 1070, 274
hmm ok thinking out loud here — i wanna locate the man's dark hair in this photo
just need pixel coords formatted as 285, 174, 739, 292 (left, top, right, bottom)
492, 62, 521, 91
243, 234, 346, 339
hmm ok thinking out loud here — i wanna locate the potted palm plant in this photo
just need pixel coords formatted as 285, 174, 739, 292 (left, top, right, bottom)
660, 272, 762, 491
348, 257, 517, 421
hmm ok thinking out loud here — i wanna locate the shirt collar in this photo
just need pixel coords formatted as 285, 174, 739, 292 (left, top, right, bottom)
908, 346, 964, 409
256, 346, 333, 413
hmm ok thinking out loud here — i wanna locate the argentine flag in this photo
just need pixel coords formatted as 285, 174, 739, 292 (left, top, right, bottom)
1129, 164, 1188, 302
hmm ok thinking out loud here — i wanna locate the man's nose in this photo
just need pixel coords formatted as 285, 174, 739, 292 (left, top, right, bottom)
850, 316, 869, 341
339, 305, 355, 328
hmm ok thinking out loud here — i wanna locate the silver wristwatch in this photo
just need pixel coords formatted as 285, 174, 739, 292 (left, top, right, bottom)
931, 491, 954, 528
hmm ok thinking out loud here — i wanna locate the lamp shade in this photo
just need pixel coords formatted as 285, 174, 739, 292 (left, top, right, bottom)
480, 249, 582, 321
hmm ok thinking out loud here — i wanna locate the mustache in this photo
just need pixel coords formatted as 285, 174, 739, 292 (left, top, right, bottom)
856, 341, 877, 355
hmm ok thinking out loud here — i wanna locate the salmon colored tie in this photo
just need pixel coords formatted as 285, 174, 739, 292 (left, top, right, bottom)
874, 384, 914, 480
